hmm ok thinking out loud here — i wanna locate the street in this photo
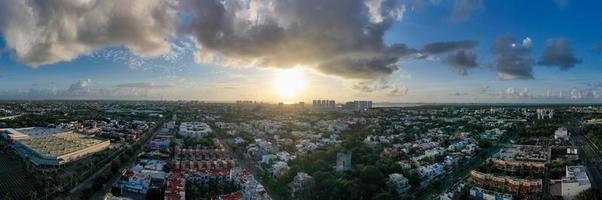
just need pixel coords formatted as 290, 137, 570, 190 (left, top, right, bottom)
570, 126, 602, 189
79, 125, 161, 200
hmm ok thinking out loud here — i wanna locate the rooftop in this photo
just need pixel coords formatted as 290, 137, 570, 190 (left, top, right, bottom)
493, 145, 547, 163
2, 127, 67, 140
19, 132, 108, 157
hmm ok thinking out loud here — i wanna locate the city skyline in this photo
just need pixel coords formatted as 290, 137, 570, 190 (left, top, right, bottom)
0, 0, 602, 103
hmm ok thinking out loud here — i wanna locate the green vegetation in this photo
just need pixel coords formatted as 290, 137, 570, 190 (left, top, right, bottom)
582, 123, 602, 149
262, 125, 403, 200
185, 180, 240, 200
178, 131, 217, 149
575, 188, 602, 200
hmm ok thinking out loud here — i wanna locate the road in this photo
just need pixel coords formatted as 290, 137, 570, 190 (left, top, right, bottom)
70, 124, 161, 199
569, 125, 602, 189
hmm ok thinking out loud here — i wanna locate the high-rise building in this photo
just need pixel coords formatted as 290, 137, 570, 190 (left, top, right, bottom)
536, 109, 554, 119
343, 100, 373, 111
312, 99, 336, 110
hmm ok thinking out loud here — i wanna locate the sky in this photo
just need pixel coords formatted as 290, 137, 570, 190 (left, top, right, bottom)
0, 0, 601, 103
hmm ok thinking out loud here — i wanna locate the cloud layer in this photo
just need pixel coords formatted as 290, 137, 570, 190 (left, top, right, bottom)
537, 38, 581, 70
491, 35, 534, 80
0, 0, 178, 67
187, 0, 415, 80
490, 35, 582, 80
0, 80, 171, 100
0, 0, 585, 85
418, 40, 480, 75
114, 82, 174, 89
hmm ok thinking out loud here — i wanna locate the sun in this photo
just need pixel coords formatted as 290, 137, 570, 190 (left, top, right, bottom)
272, 68, 306, 99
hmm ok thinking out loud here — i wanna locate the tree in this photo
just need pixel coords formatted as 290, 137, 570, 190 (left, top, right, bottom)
28, 191, 38, 200
373, 192, 393, 200
111, 159, 122, 173
81, 187, 93, 199
575, 188, 602, 200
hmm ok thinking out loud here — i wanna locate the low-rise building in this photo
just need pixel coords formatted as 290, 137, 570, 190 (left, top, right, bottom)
289, 172, 312, 197
165, 171, 186, 200
179, 122, 212, 138
389, 173, 410, 194
555, 127, 570, 141
468, 170, 542, 199
561, 165, 591, 200
113, 159, 168, 199
6, 130, 110, 166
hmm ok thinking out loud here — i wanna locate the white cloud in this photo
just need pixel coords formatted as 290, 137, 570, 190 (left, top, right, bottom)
389, 85, 409, 96
0, 0, 178, 67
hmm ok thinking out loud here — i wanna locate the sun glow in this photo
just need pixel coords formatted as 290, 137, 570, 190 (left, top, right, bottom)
272, 68, 306, 99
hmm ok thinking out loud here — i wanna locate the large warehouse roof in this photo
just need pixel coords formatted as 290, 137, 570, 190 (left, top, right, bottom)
19, 132, 107, 158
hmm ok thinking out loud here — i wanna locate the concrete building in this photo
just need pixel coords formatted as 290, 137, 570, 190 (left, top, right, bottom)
236, 100, 256, 104
354, 100, 373, 111
336, 152, 352, 172
1, 127, 67, 141
5, 130, 110, 166
312, 100, 336, 110
113, 159, 168, 199
468, 170, 542, 199
536, 109, 554, 119
469, 186, 513, 200
561, 166, 591, 200
179, 122, 212, 138
555, 127, 570, 141
165, 171, 186, 200
490, 145, 548, 174
342, 100, 373, 111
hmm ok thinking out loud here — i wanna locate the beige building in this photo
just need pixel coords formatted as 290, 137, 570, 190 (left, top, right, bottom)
2, 128, 110, 167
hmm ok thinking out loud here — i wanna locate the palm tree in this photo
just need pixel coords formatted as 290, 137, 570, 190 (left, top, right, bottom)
28, 191, 37, 200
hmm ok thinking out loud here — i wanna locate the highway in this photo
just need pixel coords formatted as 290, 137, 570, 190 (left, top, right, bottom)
569, 125, 602, 189
83, 124, 161, 199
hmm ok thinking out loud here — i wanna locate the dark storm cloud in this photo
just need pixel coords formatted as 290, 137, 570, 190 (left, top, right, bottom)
186, 0, 414, 80
0, 0, 178, 67
538, 38, 581, 70
444, 50, 478, 75
421, 40, 479, 75
317, 44, 420, 79
422, 40, 478, 54
490, 35, 535, 80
